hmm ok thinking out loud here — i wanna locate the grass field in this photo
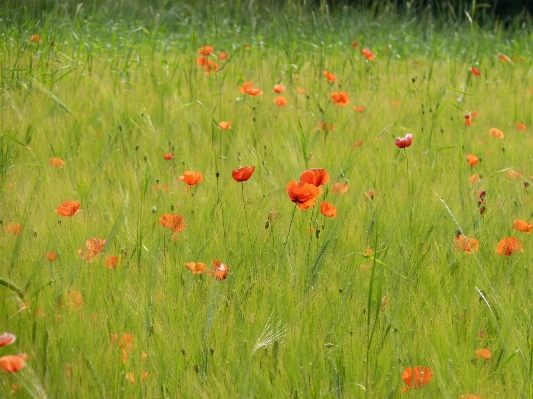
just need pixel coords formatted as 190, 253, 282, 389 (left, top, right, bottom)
1, 1, 533, 398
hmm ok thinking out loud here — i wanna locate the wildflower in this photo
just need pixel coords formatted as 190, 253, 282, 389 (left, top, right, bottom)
353, 139, 364, 148
212, 259, 230, 280
512, 220, 533, 234
218, 121, 232, 130
55, 200, 81, 217
198, 46, 214, 56
78, 237, 107, 262
454, 234, 480, 254
497, 54, 510, 62
471, 110, 479, 117
320, 202, 337, 218
274, 96, 288, 107
362, 48, 376, 61
352, 40, 359, 48
49, 157, 65, 167
142, 371, 149, 382
246, 87, 263, 96
516, 122, 527, 131
126, 372, 135, 384
105, 255, 122, 270
286, 180, 322, 210
273, 84, 286, 93
240, 82, 263, 96
469, 174, 481, 184
401, 366, 433, 392
0, 333, 16, 347
461, 395, 485, 399
464, 113, 473, 126
466, 154, 479, 166
332, 183, 348, 194
184, 262, 206, 274
469, 67, 482, 76
364, 189, 375, 199
6, 223, 23, 236
475, 348, 491, 359
239, 82, 254, 94
218, 52, 228, 60
395, 133, 413, 149
489, 128, 504, 139
163, 153, 174, 160
232, 166, 255, 182
322, 70, 338, 83
0, 355, 26, 373
496, 237, 523, 256
507, 169, 523, 180
179, 171, 203, 185
300, 168, 330, 187
330, 92, 349, 106
46, 251, 58, 262
159, 214, 188, 232
29, 35, 42, 43
353, 105, 365, 113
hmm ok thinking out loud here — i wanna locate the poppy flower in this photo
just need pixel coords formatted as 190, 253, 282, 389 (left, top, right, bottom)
179, 171, 203, 185
353, 106, 365, 113
246, 87, 263, 96
395, 133, 413, 149
212, 259, 230, 280
364, 189, 375, 199
46, 251, 58, 262
471, 110, 479, 117
55, 200, 81, 217
330, 92, 349, 106
464, 113, 473, 126
203, 60, 219, 74
105, 255, 122, 270
0, 355, 26, 374
507, 169, 523, 180
401, 366, 433, 392
362, 48, 376, 61
274, 96, 288, 107
78, 237, 107, 262
496, 237, 523, 256
232, 166, 255, 182
323, 70, 338, 83
163, 153, 174, 160
159, 214, 188, 232
497, 54, 510, 62
469, 174, 481, 184
273, 84, 286, 93
454, 234, 479, 254
352, 40, 359, 48
353, 139, 364, 148
516, 122, 527, 131
184, 262, 206, 274
49, 157, 65, 167
218, 52, 228, 60
320, 202, 337, 218
461, 395, 484, 399
469, 67, 482, 76
286, 180, 322, 210
475, 348, 491, 359
332, 183, 349, 194
0, 333, 16, 347
218, 121, 232, 130
466, 154, 479, 166
512, 220, 533, 234
239, 82, 254, 94
6, 223, 23, 236
300, 168, 330, 187
29, 35, 42, 43
198, 45, 214, 56
489, 128, 504, 139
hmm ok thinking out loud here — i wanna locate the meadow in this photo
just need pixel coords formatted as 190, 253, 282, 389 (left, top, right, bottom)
1, 1, 533, 397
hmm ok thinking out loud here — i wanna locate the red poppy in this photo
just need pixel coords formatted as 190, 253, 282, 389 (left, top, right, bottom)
212, 259, 230, 280
454, 234, 480, 254
184, 262, 206, 274
320, 202, 337, 218
163, 153, 174, 160
179, 171, 203, 185
6, 223, 23, 236
469, 67, 482, 76
274, 96, 288, 107
300, 168, 330, 187
516, 122, 527, 131
246, 87, 263, 96
332, 183, 348, 194
330, 92, 349, 106
273, 84, 286, 93
232, 166, 255, 182
0, 355, 26, 373
395, 133, 413, 148
466, 154, 479, 166
323, 70, 338, 83
78, 237, 107, 262
198, 46, 214, 56
475, 348, 491, 359
218, 121, 232, 130
401, 366, 433, 392
512, 220, 532, 234
159, 214, 188, 232
0, 333, 16, 347
55, 200, 81, 217
49, 157, 65, 167
362, 48, 376, 61
496, 237, 523, 256
46, 251, 58, 262
353, 105, 365, 113
286, 180, 322, 210
489, 128, 504, 139
239, 82, 254, 94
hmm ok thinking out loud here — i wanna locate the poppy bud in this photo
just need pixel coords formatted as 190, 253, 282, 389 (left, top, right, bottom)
182, 349, 186, 355
170, 205, 174, 211
479, 205, 486, 214
216, 171, 220, 178
265, 220, 270, 229
210, 348, 215, 355
151, 206, 157, 214
119, 125, 123, 131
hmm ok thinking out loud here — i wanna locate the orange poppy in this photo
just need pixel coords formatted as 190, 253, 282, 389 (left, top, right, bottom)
461, 395, 485, 399
471, 110, 479, 117
332, 183, 348, 194
55, 200, 81, 217
179, 171, 203, 185
466, 154, 479, 166
198, 46, 214, 56
0, 333, 16, 347
196, 57, 209, 66
454, 234, 480, 254
353, 105, 365, 113
512, 220, 533, 234
364, 189, 375, 199
469, 174, 481, 184
218, 121, 232, 130
497, 54, 510, 62
496, 237, 523, 256
469, 67, 482, 76
49, 157, 65, 167
232, 166, 255, 182
489, 128, 504, 139
286, 180, 322, 210
401, 366, 433, 392
29, 35, 42, 43
330, 92, 349, 106
163, 153, 174, 160
239, 82, 254, 94
507, 169, 523, 180
246, 87, 263, 96
362, 48, 376, 61
274, 96, 288, 107
218, 52, 228, 60
46, 251, 58, 262
105, 255, 122, 270
320, 202, 337, 218
184, 262, 206, 274
395, 133, 413, 148
475, 348, 491, 359
212, 259, 230, 280
273, 84, 286, 93
0, 355, 26, 373
353, 139, 364, 148
300, 168, 330, 187
516, 122, 527, 131
296, 87, 306, 94
159, 214, 188, 232
322, 70, 338, 83
78, 237, 107, 262
6, 223, 22, 236
464, 113, 473, 126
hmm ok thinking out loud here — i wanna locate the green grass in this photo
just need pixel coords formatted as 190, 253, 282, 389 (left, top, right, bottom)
1, 2, 533, 398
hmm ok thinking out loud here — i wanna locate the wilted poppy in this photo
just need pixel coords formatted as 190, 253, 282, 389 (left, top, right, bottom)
273, 84, 286, 93
320, 202, 337, 218
212, 259, 230, 280
512, 220, 533, 234
218, 121, 232, 130
323, 70, 338, 83
55, 200, 81, 217
78, 237, 107, 262
516, 122, 527, 131
469, 67, 482, 76
0, 355, 26, 373
466, 154, 479, 166
232, 166, 255, 182
274, 96, 288, 107
163, 153, 174, 160
401, 366, 433, 392
46, 251, 58, 262
300, 168, 330, 187
332, 183, 349, 194
49, 157, 65, 167
159, 214, 187, 232
475, 348, 491, 359
395, 133, 413, 149
362, 48, 376, 61
184, 262, 206, 274
489, 128, 504, 139
496, 237, 523, 256
6, 223, 22, 236
454, 234, 480, 254
286, 180, 322, 210
0, 333, 16, 347
179, 171, 203, 185
353, 105, 365, 113
330, 92, 349, 106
